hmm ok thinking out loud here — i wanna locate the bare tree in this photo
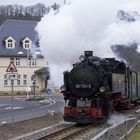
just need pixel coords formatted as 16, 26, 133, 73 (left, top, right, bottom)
0, 3, 59, 17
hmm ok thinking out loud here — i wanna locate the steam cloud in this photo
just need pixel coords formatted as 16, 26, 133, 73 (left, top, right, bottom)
36, 0, 140, 87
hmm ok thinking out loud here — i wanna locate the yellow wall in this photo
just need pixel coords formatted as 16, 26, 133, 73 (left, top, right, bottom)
0, 57, 47, 93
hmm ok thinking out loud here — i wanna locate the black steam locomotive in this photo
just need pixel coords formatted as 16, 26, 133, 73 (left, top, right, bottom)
60, 51, 140, 123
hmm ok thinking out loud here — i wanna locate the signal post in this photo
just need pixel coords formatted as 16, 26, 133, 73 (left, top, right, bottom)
6, 61, 18, 126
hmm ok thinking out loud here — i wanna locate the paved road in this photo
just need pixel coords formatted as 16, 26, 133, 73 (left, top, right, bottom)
0, 95, 64, 124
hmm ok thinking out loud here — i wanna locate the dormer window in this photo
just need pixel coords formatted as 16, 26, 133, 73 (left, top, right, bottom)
8, 40, 13, 48
5, 36, 16, 49
22, 37, 32, 49
25, 40, 30, 48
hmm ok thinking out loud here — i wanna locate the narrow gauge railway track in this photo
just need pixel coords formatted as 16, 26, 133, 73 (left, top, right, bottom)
37, 123, 108, 140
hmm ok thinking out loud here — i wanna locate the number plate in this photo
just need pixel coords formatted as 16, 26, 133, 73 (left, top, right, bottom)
75, 84, 92, 89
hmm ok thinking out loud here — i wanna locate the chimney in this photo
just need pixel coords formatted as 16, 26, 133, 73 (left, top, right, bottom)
84, 51, 93, 59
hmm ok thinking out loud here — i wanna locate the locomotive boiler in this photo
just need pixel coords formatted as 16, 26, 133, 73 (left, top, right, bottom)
60, 51, 140, 123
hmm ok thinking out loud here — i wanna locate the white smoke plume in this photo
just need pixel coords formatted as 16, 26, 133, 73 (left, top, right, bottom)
105, 20, 140, 50
36, 0, 140, 87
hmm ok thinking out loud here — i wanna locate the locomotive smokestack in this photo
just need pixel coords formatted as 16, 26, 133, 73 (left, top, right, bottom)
84, 51, 93, 59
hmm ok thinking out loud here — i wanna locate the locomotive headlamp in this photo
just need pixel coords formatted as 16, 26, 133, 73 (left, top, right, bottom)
99, 86, 106, 92
79, 55, 86, 61
59, 85, 66, 93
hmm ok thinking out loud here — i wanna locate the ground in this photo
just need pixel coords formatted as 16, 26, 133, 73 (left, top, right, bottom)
128, 124, 140, 140
0, 95, 64, 124
0, 95, 139, 140
0, 113, 63, 140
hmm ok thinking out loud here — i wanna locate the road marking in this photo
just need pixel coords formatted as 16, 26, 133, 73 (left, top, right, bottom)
15, 98, 20, 99
14, 98, 25, 101
39, 98, 55, 103
48, 109, 55, 116
0, 104, 10, 108
5, 106, 24, 110
39, 99, 49, 103
40, 98, 56, 108
15, 98, 23, 100
135, 109, 140, 113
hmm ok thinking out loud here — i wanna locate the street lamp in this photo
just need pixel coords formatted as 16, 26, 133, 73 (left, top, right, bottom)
26, 44, 39, 100
17, 45, 40, 100
17, 51, 30, 100
32, 78, 36, 100
26, 48, 31, 100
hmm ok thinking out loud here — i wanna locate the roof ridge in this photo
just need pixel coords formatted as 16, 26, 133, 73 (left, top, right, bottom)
0, 15, 41, 26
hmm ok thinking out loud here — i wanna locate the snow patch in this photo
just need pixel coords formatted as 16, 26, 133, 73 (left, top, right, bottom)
108, 112, 128, 125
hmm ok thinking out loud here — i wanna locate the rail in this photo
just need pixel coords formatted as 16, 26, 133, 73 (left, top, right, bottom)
37, 123, 108, 140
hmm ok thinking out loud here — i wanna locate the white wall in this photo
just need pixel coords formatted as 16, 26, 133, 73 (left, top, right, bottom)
0, 57, 47, 93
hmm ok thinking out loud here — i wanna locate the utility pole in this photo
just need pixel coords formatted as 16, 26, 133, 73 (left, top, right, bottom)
6, 61, 18, 127
32, 79, 36, 100
11, 75, 14, 126
64, 0, 66, 4
26, 48, 30, 100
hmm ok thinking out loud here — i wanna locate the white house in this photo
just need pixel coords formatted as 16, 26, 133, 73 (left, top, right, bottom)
0, 17, 49, 95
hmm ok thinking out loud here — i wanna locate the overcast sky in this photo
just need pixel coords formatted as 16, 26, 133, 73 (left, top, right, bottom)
0, 0, 64, 6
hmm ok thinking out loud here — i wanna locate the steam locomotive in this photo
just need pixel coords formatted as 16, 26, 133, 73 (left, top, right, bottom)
60, 51, 140, 123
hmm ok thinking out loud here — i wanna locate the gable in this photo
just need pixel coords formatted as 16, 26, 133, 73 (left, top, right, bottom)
5, 36, 16, 42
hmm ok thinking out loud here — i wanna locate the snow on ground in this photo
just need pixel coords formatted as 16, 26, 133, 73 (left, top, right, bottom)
135, 109, 140, 113
108, 112, 128, 125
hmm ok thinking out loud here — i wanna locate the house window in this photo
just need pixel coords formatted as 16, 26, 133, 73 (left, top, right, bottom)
10, 58, 14, 61
22, 37, 32, 49
28, 58, 32, 66
4, 80, 8, 85
27, 58, 37, 66
17, 75, 21, 79
23, 75, 27, 79
32, 59, 36, 66
17, 75, 21, 85
4, 75, 7, 79
5, 36, 16, 49
23, 75, 27, 85
25, 40, 30, 48
23, 80, 27, 85
8, 40, 13, 48
16, 58, 20, 66
4, 75, 8, 85
17, 80, 20, 85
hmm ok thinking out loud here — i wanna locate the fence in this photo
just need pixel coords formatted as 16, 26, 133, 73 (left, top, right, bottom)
92, 118, 137, 140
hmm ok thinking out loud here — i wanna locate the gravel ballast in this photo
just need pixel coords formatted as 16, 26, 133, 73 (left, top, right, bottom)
0, 113, 63, 140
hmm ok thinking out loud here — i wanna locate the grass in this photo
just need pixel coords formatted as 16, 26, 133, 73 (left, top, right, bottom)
128, 124, 140, 140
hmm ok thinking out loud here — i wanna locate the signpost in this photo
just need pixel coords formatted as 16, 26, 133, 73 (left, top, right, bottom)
6, 73, 18, 80
6, 61, 17, 73
6, 61, 18, 126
